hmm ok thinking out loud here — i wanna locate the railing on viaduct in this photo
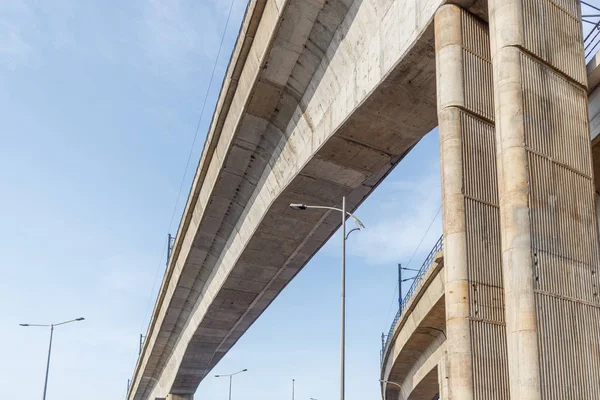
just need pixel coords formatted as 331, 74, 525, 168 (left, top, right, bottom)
583, 1, 600, 58
380, 235, 443, 365
379, 1, 600, 366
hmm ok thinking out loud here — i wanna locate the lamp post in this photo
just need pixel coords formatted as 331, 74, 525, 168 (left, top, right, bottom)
215, 369, 247, 400
289, 196, 365, 400
20, 317, 85, 400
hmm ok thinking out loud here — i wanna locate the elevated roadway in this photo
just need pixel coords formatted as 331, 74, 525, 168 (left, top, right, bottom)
126, 0, 490, 398
127, 0, 600, 398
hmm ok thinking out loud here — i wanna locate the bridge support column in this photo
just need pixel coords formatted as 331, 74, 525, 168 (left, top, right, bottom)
437, 356, 448, 400
436, 4, 509, 399
488, 0, 600, 398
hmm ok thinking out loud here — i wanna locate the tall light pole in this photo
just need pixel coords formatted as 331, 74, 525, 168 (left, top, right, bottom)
215, 368, 247, 400
290, 196, 365, 400
20, 317, 85, 400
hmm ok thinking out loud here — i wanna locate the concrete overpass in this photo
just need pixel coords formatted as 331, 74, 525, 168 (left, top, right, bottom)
127, 0, 600, 398
127, 0, 475, 398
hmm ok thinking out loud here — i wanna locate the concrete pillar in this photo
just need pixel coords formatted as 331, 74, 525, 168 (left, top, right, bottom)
488, 0, 600, 398
437, 356, 448, 400
436, 8, 474, 395
436, 4, 509, 399
166, 395, 192, 400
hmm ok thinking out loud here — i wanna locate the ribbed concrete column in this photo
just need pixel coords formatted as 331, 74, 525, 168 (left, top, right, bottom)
489, 0, 600, 399
436, 6, 473, 393
436, 4, 510, 399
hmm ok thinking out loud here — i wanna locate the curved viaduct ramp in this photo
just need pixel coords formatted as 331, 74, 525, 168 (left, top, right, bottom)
127, 0, 488, 399
380, 254, 445, 400
376, 52, 600, 400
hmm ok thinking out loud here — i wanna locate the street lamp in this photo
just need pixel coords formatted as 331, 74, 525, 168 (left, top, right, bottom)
289, 196, 365, 400
215, 368, 247, 400
20, 317, 85, 400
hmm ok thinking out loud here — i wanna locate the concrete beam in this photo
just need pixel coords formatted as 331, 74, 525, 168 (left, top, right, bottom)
131, 0, 446, 398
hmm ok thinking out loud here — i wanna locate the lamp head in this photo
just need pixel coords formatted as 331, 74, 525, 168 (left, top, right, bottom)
242, 369, 248, 372
19, 324, 29, 327
76, 317, 85, 321
353, 217, 365, 229
289, 203, 307, 210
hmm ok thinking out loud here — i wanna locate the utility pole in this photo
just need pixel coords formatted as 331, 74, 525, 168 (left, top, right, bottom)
380, 332, 386, 363
398, 264, 421, 311
166, 233, 175, 267
398, 263, 402, 310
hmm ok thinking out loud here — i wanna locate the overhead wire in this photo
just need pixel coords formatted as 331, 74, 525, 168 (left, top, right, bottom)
381, 204, 442, 333
137, 0, 241, 350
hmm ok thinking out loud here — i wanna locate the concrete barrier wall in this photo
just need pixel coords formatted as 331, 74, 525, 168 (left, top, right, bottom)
381, 256, 445, 400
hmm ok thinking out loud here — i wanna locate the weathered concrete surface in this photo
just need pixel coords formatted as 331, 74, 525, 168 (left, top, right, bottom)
436, 5, 509, 399
380, 254, 445, 400
408, 367, 442, 400
489, 0, 600, 398
124, 0, 600, 396
587, 52, 600, 190
380, 52, 600, 399
127, 0, 495, 398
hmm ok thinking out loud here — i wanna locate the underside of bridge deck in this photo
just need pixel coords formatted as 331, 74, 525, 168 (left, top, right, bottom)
128, 1, 490, 399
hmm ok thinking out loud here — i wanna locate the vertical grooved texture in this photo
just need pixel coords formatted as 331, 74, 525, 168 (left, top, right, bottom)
461, 10, 494, 121
520, 50, 600, 399
438, 6, 510, 399
490, 0, 600, 396
522, 0, 586, 85
460, 13, 510, 400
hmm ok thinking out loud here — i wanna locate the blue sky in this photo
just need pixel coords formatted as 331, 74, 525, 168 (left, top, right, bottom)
0, 1, 441, 399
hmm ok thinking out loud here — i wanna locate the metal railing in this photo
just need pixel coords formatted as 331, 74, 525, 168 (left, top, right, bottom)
583, 1, 600, 59
380, 235, 444, 365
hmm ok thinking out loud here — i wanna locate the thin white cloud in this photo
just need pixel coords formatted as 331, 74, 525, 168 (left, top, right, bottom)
141, 0, 222, 65
99, 253, 158, 297
0, 21, 34, 69
0, 0, 80, 70
347, 168, 442, 265
0, 0, 36, 70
